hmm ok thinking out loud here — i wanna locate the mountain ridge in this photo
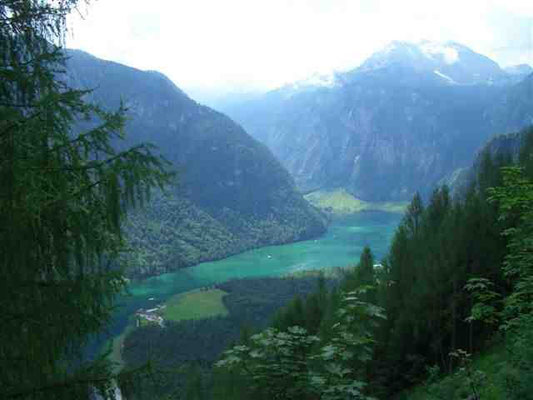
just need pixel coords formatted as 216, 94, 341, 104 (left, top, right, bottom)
221, 40, 533, 201
65, 49, 327, 278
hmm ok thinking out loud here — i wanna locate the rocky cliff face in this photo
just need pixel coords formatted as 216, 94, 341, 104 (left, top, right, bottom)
66, 50, 326, 277
221, 41, 533, 201
487, 74, 533, 133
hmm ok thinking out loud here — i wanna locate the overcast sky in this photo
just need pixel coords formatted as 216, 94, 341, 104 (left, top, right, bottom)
66, 0, 533, 95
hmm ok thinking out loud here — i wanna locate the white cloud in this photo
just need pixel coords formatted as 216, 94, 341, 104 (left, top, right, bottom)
497, 0, 533, 17
66, 0, 533, 94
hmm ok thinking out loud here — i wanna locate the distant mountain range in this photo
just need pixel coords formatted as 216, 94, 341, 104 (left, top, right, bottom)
66, 50, 326, 277
219, 40, 533, 201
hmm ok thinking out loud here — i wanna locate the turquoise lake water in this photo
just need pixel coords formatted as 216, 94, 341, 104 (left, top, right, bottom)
105, 211, 402, 342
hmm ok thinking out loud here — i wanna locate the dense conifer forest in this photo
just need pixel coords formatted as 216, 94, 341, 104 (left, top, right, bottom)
3, 1, 533, 400
124, 128, 533, 400
206, 127, 533, 400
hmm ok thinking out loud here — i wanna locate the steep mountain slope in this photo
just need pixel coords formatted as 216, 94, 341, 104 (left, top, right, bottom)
66, 50, 326, 277
488, 73, 533, 132
446, 125, 533, 197
222, 41, 532, 201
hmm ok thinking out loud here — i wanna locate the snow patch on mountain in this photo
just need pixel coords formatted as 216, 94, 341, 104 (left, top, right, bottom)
301, 72, 337, 88
420, 41, 459, 65
379, 41, 409, 55
434, 70, 457, 84
359, 40, 462, 72
283, 72, 338, 94
353, 40, 508, 86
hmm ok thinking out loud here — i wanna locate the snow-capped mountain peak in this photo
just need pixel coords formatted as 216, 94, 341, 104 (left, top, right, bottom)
357, 40, 504, 85
419, 41, 460, 65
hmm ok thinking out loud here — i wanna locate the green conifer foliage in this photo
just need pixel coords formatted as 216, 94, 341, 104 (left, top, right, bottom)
0, 1, 170, 398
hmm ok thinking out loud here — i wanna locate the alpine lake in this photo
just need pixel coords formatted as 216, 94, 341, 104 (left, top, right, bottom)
102, 211, 403, 359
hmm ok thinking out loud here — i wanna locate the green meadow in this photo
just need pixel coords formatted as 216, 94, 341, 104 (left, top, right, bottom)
161, 288, 229, 322
305, 188, 408, 215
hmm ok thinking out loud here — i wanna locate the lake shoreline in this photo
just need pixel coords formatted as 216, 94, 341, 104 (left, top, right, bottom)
126, 209, 403, 283
102, 211, 402, 369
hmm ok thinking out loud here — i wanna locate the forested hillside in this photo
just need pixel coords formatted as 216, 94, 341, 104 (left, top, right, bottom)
207, 127, 533, 399
66, 50, 327, 277
119, 276, 335, 400
116, 128, 533, 399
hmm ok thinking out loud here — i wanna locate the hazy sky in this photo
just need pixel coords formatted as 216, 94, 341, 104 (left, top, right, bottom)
67, 0, 533, 94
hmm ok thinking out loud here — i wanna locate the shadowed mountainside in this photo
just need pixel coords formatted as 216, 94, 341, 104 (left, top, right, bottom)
66, 50, 326, 277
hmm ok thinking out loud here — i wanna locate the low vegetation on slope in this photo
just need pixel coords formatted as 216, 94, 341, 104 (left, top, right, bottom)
401, 343, 507, 399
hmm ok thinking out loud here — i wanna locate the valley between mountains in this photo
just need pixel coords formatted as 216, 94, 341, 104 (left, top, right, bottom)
6, 2, 533, 399
66, 50, 327, 278
67, 41, 533, 279
74, 40, 533, 399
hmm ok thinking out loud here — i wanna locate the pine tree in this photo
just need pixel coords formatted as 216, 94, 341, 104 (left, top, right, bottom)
0, 1, 170, 398
356, 247, 375, 286
404, 191, 424, 237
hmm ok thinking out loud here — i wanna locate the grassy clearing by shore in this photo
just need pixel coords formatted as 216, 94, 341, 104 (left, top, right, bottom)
305, 188, 408, 215
161, 288, 229, 322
